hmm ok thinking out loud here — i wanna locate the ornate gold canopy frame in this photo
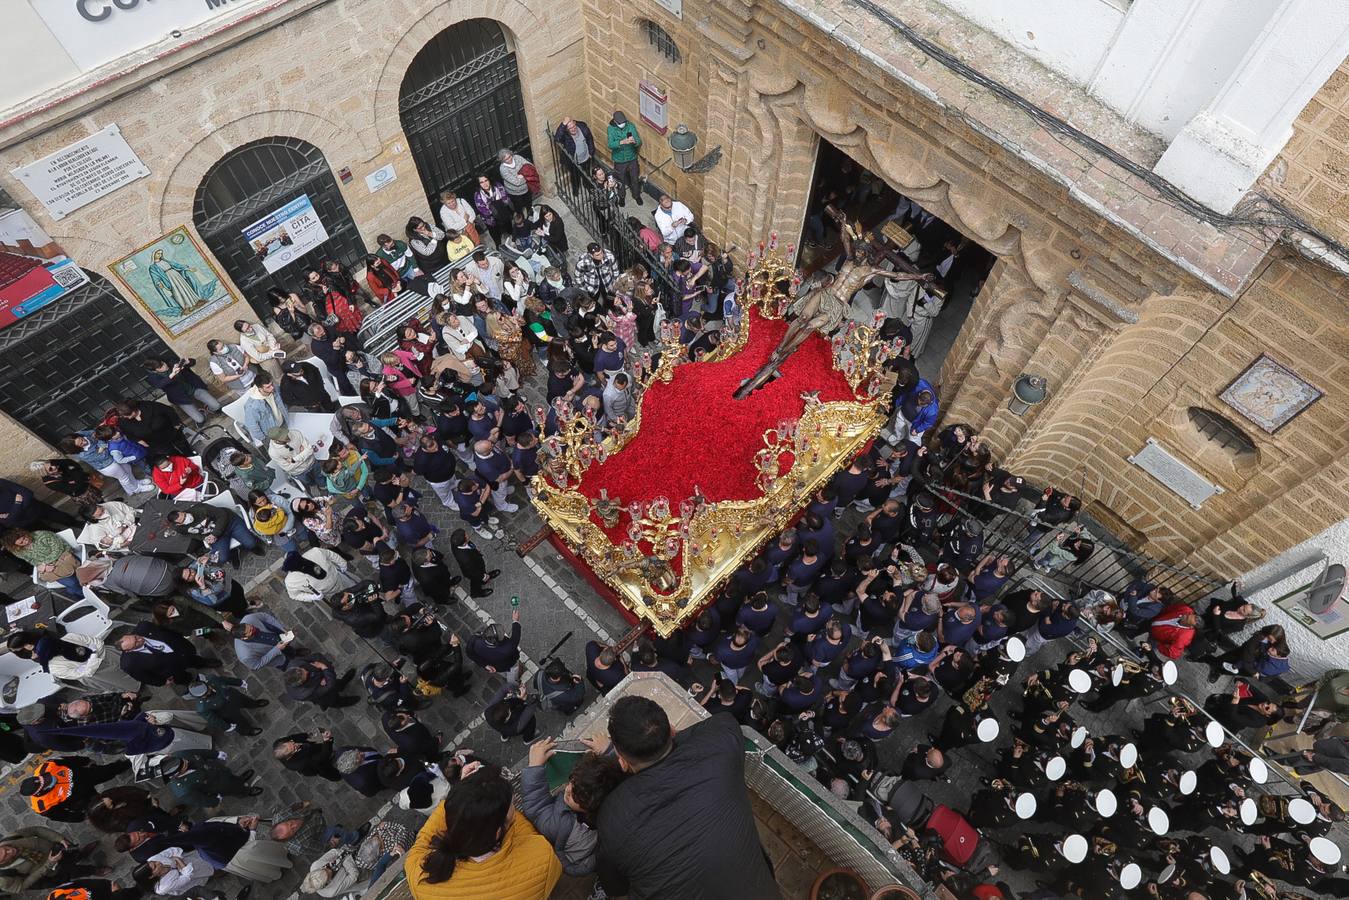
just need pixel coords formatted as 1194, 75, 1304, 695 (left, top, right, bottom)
531, 239, 899, 636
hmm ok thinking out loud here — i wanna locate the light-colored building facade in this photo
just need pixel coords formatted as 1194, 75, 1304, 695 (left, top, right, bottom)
3, 0, 1349, 661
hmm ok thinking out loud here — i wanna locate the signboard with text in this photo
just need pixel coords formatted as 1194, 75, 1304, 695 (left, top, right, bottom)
11, 124, 149, 220
240, 194, 329, 274
32, 0, 264, 73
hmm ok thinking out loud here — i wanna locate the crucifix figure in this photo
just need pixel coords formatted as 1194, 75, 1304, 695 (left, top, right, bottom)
733, 207, 932, 400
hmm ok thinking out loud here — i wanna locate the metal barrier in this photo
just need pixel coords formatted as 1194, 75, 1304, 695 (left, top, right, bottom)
935, 484, 1225, 605
542, 123, 679, 306
356, 251, 497, 357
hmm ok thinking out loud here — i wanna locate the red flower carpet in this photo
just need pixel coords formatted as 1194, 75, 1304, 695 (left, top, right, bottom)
576, 309, 860, 541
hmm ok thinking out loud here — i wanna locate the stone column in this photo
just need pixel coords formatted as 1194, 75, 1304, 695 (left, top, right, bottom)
938, 261, 1061, 444
1153, 0, 1349, 212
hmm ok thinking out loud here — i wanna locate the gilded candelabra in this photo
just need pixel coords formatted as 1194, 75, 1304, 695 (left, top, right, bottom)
832, 312, 907, 399
540, 404, 605, 489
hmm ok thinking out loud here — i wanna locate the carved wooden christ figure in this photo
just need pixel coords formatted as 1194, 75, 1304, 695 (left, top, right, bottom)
733, 209, 932, 400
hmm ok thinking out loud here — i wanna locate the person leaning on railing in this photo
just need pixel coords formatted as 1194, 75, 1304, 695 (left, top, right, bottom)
404, 763, 560, 900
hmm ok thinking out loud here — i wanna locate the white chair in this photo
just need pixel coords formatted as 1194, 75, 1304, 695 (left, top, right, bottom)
0, 654, 61, 714
266, 463, 309, 508
55, 596, 122, 640
302, 355, 342, 403
30, 529, 82, 590
221, 395, 256, 448
169, 455, 219, 502
203, 491, 251, 551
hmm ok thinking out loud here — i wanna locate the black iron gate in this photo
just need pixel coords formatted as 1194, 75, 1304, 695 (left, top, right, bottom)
0, 273, 170, 442
544, 125, 678, 303
193, 137, 365, 320
399, 19, 531, 216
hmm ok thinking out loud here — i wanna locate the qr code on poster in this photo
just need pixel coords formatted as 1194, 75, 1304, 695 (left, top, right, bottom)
51, 265, 85, 288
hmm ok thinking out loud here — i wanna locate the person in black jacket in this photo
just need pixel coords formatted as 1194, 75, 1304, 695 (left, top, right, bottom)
116, 623, 220, 687
328, 586, 389, 639
466, 609, 521, 673
283, 656, 358, 709
111, 400, 191, 456
382, 710, 441, 763
450, 528, 499, 598
279, 360, 337, 412
361, 662, 421, 712
595, 696, 778, 899
484, 663, 537, 743
411, 547, 462, 604
273, 730, 341, 782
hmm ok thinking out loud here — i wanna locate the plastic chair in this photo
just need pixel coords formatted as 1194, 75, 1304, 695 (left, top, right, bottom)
221, 395, 257, 448
165, 455, 219, 503
302, 355, 343, 403
55, 595, 123, 640
0, 654, 61, 713
201, 491, 250, 551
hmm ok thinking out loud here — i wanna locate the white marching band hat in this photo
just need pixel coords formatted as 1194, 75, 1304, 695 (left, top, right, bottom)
1288, 797, 1317, 825
1111, 663, 1124, 686
1118, 742, 1138, 769
1240, 797, 1258, 825
1118, 862, 1142, 889
1147, 806, 1170, 835
1045, 755, 1067, 781
1061, 833, 1088, 863
1005, 636, 1026, 662
1070, 725, 1087, 749
1210, 845, 1231, 875
1161, 660, 1178, 685
1205, 720, 1225, 748
1311, 836, 1342, 865
1015, 792, 1037, 820
1068, 668, 1092, 694
1248, 756, 1268, 784
1095, 788, 1117, 818
976, 717, 1000, 743
1178, 770, 1197, 795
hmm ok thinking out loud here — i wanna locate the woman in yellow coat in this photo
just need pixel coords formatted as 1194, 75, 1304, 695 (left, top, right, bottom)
404, 764, 562, 899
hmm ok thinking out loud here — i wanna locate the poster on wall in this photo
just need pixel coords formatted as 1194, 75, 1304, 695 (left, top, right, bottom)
10, 125, 149, 220
0, 207, 89, 331
109, 227, 234, 336
240, 194, 330, 274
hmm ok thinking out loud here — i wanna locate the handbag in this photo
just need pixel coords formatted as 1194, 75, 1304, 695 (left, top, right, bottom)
520, 162, 541, 194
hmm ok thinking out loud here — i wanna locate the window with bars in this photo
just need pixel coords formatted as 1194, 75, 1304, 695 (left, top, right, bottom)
1187, 407, 1257, 457
641, 19, 682, 64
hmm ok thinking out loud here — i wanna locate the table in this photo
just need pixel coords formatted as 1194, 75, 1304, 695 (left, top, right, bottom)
129, 499, 198, 556
2, 585, 64, 632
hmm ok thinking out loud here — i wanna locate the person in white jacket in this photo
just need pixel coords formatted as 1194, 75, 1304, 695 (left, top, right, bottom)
7, 629, 141, 692
78, 500, 140, 553
142, 846, 213, 895
301, 846, 360, 897
234, 319, 285, 381
282, 547, 356, 604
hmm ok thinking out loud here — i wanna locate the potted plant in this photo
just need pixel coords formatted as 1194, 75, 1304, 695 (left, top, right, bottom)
811, 868, 868, 900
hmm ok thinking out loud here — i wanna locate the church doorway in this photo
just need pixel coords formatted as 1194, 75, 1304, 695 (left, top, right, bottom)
799, 139, 996, 376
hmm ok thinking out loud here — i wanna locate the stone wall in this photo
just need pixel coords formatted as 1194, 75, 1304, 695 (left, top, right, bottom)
0, 0, 586, 471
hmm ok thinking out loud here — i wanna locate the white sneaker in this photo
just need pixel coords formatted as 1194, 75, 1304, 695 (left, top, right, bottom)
474, 526, 496, 541
487, 516, 501, 526
132, 480, 156, 494
497, 502, 520, 513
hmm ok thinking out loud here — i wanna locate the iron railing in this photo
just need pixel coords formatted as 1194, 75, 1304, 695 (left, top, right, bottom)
932, 484, 1225, 605
542, 123, 678, 309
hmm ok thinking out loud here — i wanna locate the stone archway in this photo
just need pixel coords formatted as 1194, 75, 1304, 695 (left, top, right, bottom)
701, 62, 1071, 441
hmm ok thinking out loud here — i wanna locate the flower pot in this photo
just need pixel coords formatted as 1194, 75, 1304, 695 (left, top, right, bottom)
811, 867, 868, 900
871, 886, 921, 900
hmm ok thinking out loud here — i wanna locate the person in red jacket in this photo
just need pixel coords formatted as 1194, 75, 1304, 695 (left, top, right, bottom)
1149, 602, 1198, 660
364, 254, 402, 305
150, 455, 204, 498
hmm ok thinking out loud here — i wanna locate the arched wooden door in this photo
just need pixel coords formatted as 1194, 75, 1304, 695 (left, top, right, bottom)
193, 137, 364, 318
399, 19, 531, 215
